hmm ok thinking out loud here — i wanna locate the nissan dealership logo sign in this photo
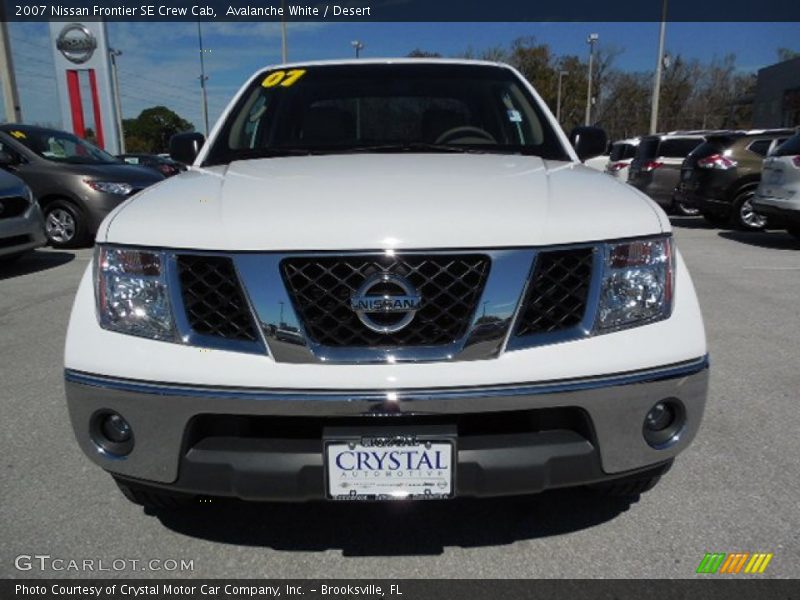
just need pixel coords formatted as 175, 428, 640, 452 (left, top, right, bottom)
56, 23, 97, 64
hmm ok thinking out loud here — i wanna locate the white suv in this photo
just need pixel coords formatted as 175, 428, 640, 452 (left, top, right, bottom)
753, 132, 800, 240
64, 60, 708, 508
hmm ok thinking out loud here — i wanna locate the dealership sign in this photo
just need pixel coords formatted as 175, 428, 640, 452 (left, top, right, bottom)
48, 21, 120, 154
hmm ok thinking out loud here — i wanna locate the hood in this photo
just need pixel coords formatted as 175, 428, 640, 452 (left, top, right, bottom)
101, 154, 666, 250
60, 162, 164, 184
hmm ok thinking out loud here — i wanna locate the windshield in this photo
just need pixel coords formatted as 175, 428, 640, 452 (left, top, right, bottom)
12, 129, 120, 165
204, 63, 569, 165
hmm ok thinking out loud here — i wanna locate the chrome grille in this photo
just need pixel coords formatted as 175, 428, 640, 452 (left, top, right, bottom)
281, 254, 490, 347
514, 248, 595, 337
176, 255, 258, 342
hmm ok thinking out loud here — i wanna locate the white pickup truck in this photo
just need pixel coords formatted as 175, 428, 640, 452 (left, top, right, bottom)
64, 59, 708, 508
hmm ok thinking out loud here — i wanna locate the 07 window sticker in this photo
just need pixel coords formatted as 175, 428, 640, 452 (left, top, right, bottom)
261, 69, 307, 89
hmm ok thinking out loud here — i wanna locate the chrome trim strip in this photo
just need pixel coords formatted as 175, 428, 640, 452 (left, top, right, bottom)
504, 243, 603, 352
165, 253, 267, 356
64, 355, 709, 402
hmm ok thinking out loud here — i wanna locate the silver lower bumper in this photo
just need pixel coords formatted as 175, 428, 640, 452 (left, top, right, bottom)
64, 357, 709, 492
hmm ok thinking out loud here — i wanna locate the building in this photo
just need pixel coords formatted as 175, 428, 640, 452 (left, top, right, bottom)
752, 57, 800, 128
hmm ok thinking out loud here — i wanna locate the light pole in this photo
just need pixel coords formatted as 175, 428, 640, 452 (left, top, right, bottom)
108, 49, 126, 154
351, 40, 364, 58
197, 22, 210, 137
585, 33, 598, 126
556, 70, 568, 123
649, 0, 668, 134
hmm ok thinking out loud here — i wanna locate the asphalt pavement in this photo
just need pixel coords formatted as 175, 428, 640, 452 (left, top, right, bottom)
1, 221, 798, 579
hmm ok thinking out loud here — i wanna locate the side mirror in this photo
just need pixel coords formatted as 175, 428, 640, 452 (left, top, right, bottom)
169, 132, 205, 165
0, 150, 16, 167
569, 126, 608, 162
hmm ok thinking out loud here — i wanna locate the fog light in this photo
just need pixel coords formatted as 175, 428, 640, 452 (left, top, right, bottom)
90, 411, 134, 457
642, 399, 685, 449
101, 414, 131, 443
645, 402, 674, 432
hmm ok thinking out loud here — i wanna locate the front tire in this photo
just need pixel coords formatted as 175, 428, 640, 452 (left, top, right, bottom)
786, 225, 800, 240
43, 199, 87, 248
731, 189, 767, 231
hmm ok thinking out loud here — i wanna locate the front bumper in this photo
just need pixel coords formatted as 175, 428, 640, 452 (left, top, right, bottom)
0, 203, 46, 257
65, 357, 709, 500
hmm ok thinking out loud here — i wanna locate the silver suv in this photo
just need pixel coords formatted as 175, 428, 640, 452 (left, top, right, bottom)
753, 132, 800, 240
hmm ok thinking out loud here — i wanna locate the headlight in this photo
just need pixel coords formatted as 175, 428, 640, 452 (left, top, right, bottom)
95, 246, 175, 340
84, 180, 134, 196
596, 236, 673, 331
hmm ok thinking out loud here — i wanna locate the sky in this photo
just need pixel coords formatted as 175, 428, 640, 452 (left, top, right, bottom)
5, 21, 800, 133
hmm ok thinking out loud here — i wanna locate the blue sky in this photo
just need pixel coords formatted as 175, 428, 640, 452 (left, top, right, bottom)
6, 21, 799, 132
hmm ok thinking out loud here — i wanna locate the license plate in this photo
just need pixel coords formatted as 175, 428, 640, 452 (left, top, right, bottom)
325, 437, 454, 500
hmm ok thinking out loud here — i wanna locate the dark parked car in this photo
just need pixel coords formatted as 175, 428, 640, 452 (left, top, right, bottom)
118, 153, 186, 177
628, 133, 705, 216
0, 169, 46, 263
0, 124, 163, 248
678, 129, 794, 230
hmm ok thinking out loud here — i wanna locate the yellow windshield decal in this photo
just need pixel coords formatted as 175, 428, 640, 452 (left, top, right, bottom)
9, 130, 26, 139
261, 69, 306, 88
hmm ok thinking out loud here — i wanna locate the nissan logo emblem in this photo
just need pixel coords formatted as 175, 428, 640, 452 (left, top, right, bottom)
56, 23, 97, 64
350, 272, 422, 334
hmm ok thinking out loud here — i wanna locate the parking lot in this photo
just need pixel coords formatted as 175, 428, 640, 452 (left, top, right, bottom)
1, 220, 798, 579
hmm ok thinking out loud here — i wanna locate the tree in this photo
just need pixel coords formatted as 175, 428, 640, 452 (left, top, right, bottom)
777, 48, 800, 62
122, 106, 193, 153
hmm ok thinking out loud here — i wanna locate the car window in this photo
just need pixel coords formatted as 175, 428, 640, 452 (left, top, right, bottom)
610, 143, 636, 161
206, 63, 568, 164
659, 138, 703, 158
773, 133, 800, 156
7, 129, 119, 165
689, 140, 726, 160
747, 139, 772, 157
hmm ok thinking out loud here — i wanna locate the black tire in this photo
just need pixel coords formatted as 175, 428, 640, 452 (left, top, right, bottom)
42, 199, 88, 248
588, 461, 673, 498
115, 478, 196, 511
700, 211, 728, 227
786, 225, 800, 240
730, 188, 767, 231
